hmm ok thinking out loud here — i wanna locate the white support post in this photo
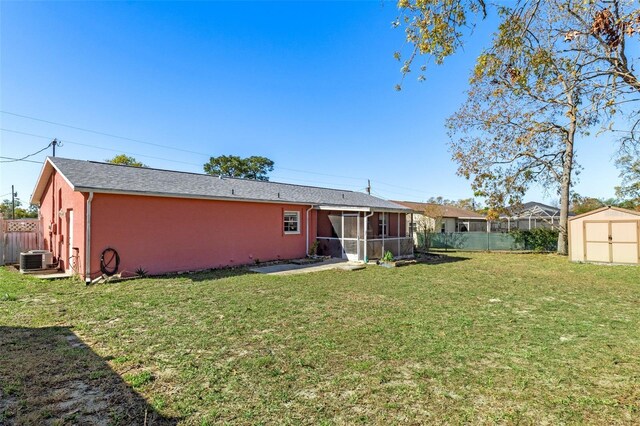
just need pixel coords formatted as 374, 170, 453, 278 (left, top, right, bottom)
357, 213, 361, 260
397, 213, 400, 256
381, 213, 385, 256
341, 213, 345, 259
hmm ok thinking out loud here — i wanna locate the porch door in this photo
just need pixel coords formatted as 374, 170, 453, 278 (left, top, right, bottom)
342, 213, 360, 261
67, 210, 74, 272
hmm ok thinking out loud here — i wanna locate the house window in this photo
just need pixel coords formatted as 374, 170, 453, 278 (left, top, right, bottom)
440, 222, 446, 233
378, 213, 388, 236
284, 211, 300, 234
409, 221, 417, 235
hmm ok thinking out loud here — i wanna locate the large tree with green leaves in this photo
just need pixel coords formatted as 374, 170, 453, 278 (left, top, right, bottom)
447, 4, 605, 254
0, 199, 38, 219
395, 1, 640, 96
203, 155, 274, 181
615, 154, 640, 207
395, 0, 639, 254
106, 154, 146, 167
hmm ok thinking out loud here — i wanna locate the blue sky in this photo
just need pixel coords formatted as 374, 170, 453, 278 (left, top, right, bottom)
0, 1, 623, 207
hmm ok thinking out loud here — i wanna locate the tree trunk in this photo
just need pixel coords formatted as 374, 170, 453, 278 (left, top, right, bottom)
557, 111, 577, 255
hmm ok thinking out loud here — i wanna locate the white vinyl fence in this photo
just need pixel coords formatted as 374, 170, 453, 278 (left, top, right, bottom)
0, 219, 43, 265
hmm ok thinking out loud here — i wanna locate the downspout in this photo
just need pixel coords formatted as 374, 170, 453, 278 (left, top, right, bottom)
363, 211, 374, 262
305, 205, 314, 256
85, 192, 93, 285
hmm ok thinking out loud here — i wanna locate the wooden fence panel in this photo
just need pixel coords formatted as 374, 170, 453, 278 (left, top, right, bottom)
1, 219, 42, 265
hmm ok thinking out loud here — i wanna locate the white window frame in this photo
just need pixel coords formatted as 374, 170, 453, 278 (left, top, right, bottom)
283, 211, 300, 235
378, 213, 388, 237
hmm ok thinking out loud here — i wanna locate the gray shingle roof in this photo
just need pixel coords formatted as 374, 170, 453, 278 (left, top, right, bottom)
45, 157, 409, 211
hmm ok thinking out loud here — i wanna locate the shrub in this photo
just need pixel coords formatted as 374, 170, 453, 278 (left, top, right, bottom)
135, 267, 148, 278
510, 228, 559, 252
308, 240, 319, 256
382, 251, 394, 262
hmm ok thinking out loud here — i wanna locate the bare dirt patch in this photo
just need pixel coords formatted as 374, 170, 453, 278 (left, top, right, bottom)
0, 326, 176, 425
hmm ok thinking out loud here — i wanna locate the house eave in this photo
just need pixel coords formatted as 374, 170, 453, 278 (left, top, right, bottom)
30, 158, 76, 205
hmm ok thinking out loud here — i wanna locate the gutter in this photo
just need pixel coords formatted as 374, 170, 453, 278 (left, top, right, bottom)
85, 192, 93, 284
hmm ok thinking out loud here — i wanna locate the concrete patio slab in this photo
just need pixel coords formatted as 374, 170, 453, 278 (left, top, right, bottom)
249, 259, 365, 275
30, 271, 75, 280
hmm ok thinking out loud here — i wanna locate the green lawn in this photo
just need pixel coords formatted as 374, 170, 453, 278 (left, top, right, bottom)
1, 253, 639, 424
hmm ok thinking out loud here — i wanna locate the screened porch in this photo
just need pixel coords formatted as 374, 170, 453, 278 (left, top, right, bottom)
315, 209, 413, 261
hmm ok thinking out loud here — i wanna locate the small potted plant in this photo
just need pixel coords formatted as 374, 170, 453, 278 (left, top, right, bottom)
379, 250, 395, 268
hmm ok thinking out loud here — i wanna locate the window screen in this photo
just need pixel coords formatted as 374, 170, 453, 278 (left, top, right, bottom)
284, 211, 300, 234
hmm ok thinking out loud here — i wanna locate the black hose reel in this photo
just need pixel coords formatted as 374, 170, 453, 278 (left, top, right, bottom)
100, 248, 120, 276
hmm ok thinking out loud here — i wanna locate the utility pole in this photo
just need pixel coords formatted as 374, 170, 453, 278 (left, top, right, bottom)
11, 185, 16, 219
366, 179, 371, 195
52, 139, 59, 157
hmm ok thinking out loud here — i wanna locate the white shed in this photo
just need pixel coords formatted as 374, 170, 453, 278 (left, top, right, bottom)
569, 206, 640, 264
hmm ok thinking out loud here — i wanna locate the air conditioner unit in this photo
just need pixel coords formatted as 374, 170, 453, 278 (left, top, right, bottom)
20, 251, 53, 272
29, 250, 53, 267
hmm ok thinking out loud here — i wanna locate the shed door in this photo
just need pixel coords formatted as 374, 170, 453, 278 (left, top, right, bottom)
611, 221, 638, 264
584, 220, 639, 264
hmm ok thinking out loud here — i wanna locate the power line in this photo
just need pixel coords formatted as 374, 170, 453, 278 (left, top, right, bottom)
0, 119, 446, 199
0, 114, 425, 190
0, 156, 43, 164
0, 116, 368, 181
1, 127, 375, 186
0, 112, 376, 181
1, 128, 203, 167
269, 174, 364, 189
276, 166, 366, 181
0, 141, 53, 163
1, 110, 211, 157
2, 130, 370, 190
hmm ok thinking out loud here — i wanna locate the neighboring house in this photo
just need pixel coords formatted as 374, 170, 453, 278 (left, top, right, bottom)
494, 201, 566, 231
30, 157, 411, 282
392, 201, 487, 245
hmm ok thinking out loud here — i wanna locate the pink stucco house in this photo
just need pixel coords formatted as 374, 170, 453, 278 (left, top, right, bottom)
31, 157, 412, 282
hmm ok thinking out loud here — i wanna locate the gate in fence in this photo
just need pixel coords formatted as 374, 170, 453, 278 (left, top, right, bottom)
0, 219, 43, 265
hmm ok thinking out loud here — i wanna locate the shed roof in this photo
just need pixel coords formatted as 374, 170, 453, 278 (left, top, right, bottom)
392, 201, 485, 219
568, 205, 640, 221
31, 157, 409, 212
